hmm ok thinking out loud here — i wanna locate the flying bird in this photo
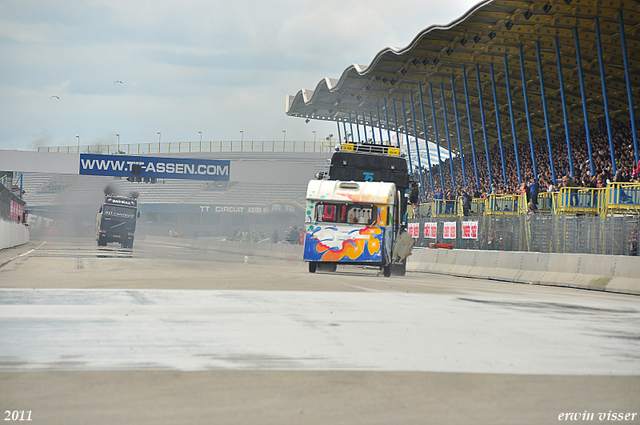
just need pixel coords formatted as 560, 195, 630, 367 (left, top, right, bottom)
50, 95, 59, 99
114, 80, 123, 84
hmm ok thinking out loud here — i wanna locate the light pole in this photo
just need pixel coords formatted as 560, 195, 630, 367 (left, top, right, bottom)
76, 135, 80, 151
157, 131, 161, 153
116, 133, 120, 154
312, 130, 316, 142
198, 130, 202, 143
240, 130, 244, 143
282, 129, 286, 142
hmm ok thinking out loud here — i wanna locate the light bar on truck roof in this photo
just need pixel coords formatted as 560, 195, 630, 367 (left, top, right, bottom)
340, 143, 400, 157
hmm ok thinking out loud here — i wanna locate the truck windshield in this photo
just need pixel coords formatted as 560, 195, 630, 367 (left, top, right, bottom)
315, 203, 376, 225
103, 205, 136, 220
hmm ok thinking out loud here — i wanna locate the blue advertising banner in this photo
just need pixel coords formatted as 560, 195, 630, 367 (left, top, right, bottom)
79, 154, 230, 181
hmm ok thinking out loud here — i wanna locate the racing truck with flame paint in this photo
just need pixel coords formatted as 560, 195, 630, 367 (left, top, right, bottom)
95, 195, 139, 248
303, 143, 415, 277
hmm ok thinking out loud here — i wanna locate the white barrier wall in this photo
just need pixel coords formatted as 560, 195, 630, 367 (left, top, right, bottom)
407, 248, 640, 295
0, 221, 30, 250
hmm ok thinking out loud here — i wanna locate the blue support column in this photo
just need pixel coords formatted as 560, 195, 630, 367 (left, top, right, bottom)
595, 17, 617, 174
462, 66, 480, 187
376, 103, 385, 144
337, 121, 342, 146
342, 121, 348, 143
574, 27, 595, 176
450, 75, 467, 186
418, 82, 435, 192
503, 55, 522, 185
369, 111, 376, 144
409, 91, 426, 197
519, 45, 538, 180
348, 113, 355, 144
354, 111, 362, 143
619, 10, 639, 164
401, 99, 416, 178
475, 65, 493, 187
429, 83, 446, 192
384, 98, 392, 146
536, 41, 557, 184
489, 63, 507, 186
555, 37, 574, 178
440, 83, 456, 189
393, 98, 412, 171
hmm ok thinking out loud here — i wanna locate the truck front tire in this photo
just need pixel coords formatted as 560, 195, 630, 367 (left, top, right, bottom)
308, 262, 317, 273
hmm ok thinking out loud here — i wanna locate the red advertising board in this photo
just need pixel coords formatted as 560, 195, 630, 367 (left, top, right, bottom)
424, 222, 437, 239
462, 221, 478, 239
443, 222, 456, 239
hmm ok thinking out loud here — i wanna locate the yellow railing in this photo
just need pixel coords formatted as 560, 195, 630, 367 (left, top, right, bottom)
553, 187, 605, 216
38, 140, 337, 155
431, 199, 458, 217
602, 182, 640, 215
457, 198, 485, 216
485, 194, 520, 215
517, 192, 554, 214
409, 186, 639, 219
407, 203, 431, 219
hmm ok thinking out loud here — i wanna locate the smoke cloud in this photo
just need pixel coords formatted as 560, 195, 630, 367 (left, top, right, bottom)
104, 184, 118, 196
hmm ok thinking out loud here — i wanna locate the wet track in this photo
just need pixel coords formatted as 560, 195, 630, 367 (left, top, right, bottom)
1, 237, 639, 424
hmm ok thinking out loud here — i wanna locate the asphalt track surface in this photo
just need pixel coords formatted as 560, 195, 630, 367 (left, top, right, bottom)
0, 237, 639, 425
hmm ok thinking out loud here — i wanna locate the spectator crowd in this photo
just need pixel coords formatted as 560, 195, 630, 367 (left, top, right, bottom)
412, 119, 640, 204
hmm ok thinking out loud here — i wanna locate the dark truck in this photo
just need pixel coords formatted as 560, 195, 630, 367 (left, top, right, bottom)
95, 195, 139, 248
325, 143, 414, 220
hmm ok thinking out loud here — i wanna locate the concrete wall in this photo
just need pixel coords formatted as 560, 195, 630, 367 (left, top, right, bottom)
0, 221, 29, 250
407, 248, 640, 295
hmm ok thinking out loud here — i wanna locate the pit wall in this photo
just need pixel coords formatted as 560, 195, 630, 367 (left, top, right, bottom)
143, 236, 640, 296
407, 248, 640, 295
0, 221, 29, 250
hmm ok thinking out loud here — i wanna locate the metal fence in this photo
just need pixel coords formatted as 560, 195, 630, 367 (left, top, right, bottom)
37, 140, 337, 155
410, 214, 639, 256
0, 183, 26, 222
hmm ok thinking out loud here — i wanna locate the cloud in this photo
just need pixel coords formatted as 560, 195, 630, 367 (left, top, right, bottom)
0, 0, 482, 150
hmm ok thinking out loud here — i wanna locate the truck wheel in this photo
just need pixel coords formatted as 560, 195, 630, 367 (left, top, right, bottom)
383, 264, 391, 277
97, 237, 106, 247
308, 262, 317, 273
330, 262, 337, 272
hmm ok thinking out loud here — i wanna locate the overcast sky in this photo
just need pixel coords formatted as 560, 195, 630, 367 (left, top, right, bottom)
0, 0, 481, 151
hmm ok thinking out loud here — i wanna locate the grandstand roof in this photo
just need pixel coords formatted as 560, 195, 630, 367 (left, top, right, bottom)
285, 0, 640, 155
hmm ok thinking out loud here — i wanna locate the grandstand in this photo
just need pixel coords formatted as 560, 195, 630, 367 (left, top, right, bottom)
284, 0, 639, 256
